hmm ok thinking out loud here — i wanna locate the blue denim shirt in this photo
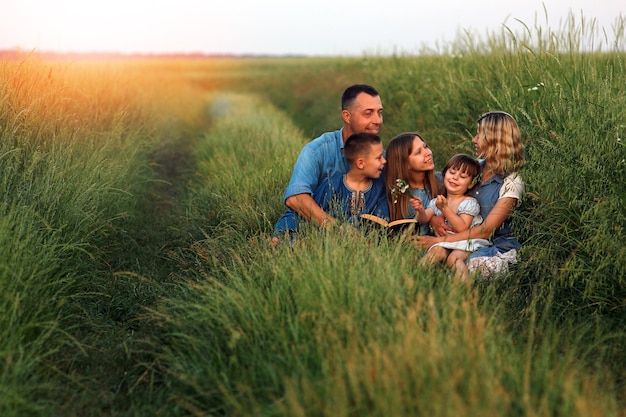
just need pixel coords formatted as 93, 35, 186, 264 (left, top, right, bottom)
314, 173, 389, 225
275, 129, 349, 235
405, 171, 443, 236
467, 167, 521, 252
283, 129, 349, 202
408, 187, 433, 236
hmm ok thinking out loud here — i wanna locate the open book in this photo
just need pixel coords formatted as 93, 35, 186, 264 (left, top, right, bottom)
360, 214, 419, 236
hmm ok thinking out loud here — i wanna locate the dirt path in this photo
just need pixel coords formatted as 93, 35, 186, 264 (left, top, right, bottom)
54, 121, 203, 415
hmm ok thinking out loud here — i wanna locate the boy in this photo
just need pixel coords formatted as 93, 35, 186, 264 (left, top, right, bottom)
314, 132, 388, 225
274, 132, 388, 238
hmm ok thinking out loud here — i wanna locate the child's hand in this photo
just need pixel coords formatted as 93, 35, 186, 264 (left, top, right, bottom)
410, 197, 423, 212
435, 195, 447, 210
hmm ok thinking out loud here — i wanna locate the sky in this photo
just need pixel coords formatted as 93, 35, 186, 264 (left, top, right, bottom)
1, 0, 623, 56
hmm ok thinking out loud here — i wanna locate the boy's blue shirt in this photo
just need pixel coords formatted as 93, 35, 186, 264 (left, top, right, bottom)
313, 173, 389, 224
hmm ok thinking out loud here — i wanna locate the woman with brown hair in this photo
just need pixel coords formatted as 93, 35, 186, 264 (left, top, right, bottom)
384, 132, 442, 236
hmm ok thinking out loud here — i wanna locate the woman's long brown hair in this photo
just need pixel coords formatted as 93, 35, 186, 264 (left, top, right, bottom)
385, 133, 440, 221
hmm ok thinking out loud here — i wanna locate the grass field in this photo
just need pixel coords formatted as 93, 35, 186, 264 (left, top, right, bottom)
1, 15, 625, 416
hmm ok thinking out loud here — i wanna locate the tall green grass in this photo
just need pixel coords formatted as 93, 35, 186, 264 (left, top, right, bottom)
359, 14, 626, 330
1, 11, 624, 417
155, 90, 622, 416
0, 57, 155, 415
223, 13, 626, 333
180, 92, 305, 273
156, 12, 625, 416
0, 55, 246, 414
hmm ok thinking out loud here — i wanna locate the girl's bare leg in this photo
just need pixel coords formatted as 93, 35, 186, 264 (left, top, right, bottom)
420, 246, 449, 267
447, 249, 470, 280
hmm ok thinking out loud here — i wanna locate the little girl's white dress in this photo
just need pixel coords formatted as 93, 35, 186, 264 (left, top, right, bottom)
427, 197, 491, 252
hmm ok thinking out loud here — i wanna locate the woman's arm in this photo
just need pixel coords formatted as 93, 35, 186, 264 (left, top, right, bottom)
414, 197, 517, 249
429, 215, 454, 236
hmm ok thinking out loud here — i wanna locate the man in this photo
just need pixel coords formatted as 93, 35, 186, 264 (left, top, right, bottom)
273, 84, 383, 243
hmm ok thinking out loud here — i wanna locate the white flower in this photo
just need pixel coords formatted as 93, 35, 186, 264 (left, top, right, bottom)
390, 178, 410, 204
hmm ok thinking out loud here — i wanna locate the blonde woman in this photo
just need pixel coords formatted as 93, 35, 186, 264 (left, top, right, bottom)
416, 111, 525, 278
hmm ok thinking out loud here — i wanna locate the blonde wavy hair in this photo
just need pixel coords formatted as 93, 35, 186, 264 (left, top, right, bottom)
476, 111, 525, 175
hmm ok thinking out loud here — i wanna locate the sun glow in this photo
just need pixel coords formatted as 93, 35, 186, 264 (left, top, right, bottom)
1, 0, 623, 56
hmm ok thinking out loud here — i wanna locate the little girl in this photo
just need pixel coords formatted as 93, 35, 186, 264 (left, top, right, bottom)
413, 153, 489, 280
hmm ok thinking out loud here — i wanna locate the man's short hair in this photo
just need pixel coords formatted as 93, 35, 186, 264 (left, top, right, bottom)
342, 84, 379, 110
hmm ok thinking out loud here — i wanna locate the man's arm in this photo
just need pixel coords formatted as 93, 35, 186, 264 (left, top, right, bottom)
286, 193, 335, 227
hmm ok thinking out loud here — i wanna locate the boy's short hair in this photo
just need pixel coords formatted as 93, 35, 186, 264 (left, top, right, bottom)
344, 132, 382, 164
